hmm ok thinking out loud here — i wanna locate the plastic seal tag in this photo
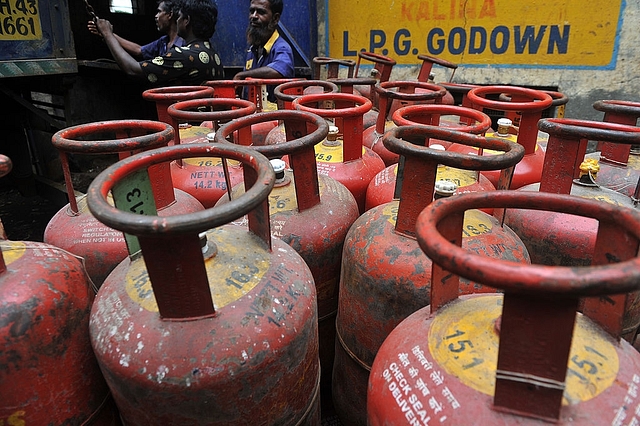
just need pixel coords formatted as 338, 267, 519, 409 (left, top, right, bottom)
112, 169, 158, 255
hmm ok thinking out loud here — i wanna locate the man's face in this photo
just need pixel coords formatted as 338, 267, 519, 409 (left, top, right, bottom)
155, 2, 173, 33
247, 0, 279, 46
176, 10, 188, 39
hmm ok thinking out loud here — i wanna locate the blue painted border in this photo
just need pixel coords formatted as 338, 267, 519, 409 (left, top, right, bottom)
325, 0, 626, 71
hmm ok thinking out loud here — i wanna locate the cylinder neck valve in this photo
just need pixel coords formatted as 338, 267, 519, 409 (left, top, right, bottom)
270, 159, 287, 185
578, 158, 600, 185
434, 179, 457, 199
323, 125, 341, 147
496, 118, 513, 137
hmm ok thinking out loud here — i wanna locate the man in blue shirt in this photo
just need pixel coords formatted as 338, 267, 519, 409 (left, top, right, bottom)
88, 0, 185, 60
234, 0, 295, 101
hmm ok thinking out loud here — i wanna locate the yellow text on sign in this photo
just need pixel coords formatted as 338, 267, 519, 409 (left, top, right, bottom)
328, 0, 623, 67
0, 0, 42, 40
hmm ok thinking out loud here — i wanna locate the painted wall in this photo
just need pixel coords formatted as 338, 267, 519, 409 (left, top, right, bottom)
317, 0, 640, 121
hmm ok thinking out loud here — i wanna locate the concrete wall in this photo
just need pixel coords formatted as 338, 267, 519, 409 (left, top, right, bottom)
316, 0, 640, 121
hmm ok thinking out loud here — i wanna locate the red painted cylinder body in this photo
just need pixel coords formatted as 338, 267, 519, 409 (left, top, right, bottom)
0, 240, 120, 425
369, 190, 640, 425
505, 118, 640, 342
44, 120, 204, 287
588, 100, 640, 198
216, 110, 360, 400
333, 125, 528, 426
292, 92, 386, 213
448, 85, 553, 189
166, 97, 256, 207
365, 104, 494, 211
87, 143, 320, 425
362, 81, 447, 166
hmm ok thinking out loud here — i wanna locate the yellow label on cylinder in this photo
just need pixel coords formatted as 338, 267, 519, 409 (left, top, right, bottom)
76, 193, 116, 215
125, 227, 269, 311
315, 141, 367, 163
429, 295, 618, 404
436, 166, 478, 188
179, 126, 229, 167
179, 125, 211, 141
269, 174, 299, 214
383, 203, 492, 238
579, 192, 626, 206
0, 241, 27, 265
383, 202, 400, 227
315, 142, 344, 163
230, 171, 328, 216
182, 157, 226, 167
461, 209, 493, 237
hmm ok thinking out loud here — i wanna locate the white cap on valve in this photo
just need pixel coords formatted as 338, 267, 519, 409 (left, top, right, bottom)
206, 132, 216, 142
430, 144, 446, 151
324, 125, 340, 146
270, 159, 287, 183
434, 179, 457, 199
497, 118, 512, 136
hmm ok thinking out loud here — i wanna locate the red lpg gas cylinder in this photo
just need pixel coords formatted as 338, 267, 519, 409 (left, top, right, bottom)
448, 85, 553, 189
353, 51, 396, 102
352, 51, 397, 130
369, 190, 640, 425
0, 155, 119, 425
500, 90, 569, 125
586, 100, 640, 198
499, 90, 570, 151
44, 120, 204, 287
363, 81, 447, 166
143, 85, 217, 149
416, 54, 457, 89
166, 97, 256, 207
292, 92, 385, 213
506, 118, 640, 266
505, 119, 640, 342
215, 109, 360, 398
203, 78, 302, 144
263, 79, 340, 145
87, 142, 320, 425
332, 125, 528, 426
396, 54, 457, 109
303, 57, 356, 96
142, 85, 214, 124
365, 104, 494, 211
439, 82, 480, 108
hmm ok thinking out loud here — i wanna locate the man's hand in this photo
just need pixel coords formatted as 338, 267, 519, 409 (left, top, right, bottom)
87, 20, 101, 38
95, 18, 114, 38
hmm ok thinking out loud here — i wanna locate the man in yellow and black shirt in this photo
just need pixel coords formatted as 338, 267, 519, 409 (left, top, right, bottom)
95, 0, 224, 86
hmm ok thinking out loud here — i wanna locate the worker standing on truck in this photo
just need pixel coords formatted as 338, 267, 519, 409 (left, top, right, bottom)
94, 0, 224, 85
88, 0, 185, 60
233, 0, 294, 101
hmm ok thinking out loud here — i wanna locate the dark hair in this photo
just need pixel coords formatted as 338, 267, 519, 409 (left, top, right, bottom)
159, 0, 180, 16
266, 0, 283, 15
180, 0, 218, 39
